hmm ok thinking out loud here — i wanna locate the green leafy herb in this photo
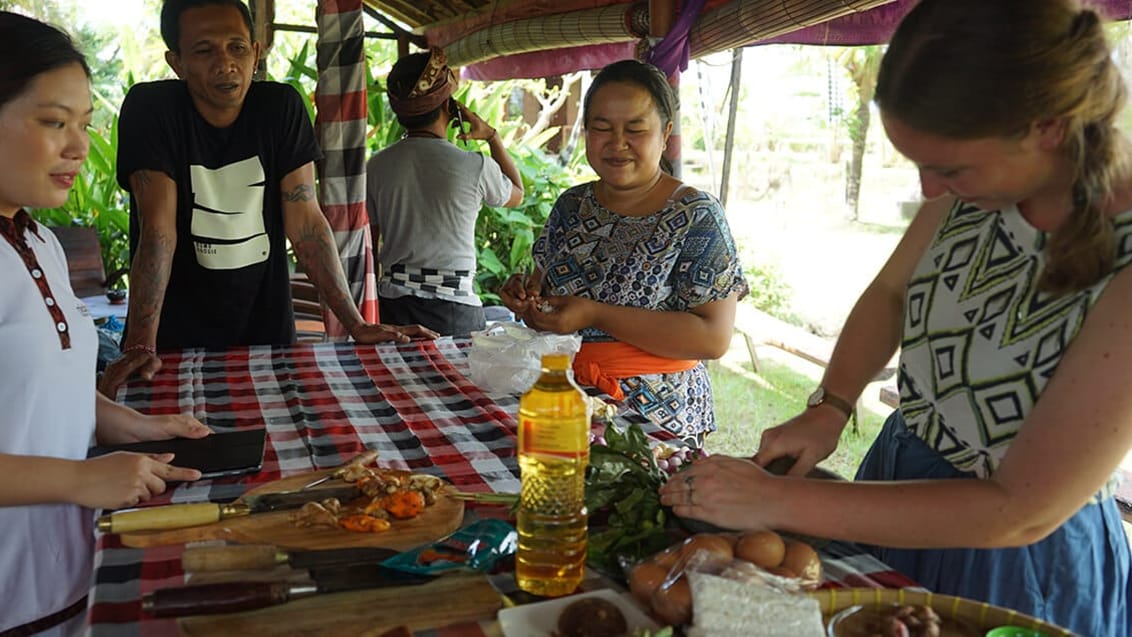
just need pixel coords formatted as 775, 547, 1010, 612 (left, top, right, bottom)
584, 423, 673, 575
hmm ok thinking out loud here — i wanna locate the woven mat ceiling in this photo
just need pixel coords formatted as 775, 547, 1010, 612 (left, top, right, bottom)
361, 0, 497, 30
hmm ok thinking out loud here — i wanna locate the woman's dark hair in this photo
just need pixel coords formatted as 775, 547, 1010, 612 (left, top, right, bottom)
583, 59, 676, 130
876, 0, 1129, 294
386, 51, 444, 129
160, 0, 255, 53
0, 12, 89, 111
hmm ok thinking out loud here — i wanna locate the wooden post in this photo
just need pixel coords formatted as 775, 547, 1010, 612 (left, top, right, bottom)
720, 47, 742, 207
250, 0, 275, 80
649, 0, 675, 38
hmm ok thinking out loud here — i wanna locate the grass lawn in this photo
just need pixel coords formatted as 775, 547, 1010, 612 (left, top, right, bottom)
703, 341, 895, 479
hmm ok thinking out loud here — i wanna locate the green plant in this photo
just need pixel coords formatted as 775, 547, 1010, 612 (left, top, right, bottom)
474, 144, 578, 304
742, 260, 794, 322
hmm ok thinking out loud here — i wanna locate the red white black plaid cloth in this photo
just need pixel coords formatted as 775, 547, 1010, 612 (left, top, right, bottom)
314, 0, 379, 335
84, 338, 914, 636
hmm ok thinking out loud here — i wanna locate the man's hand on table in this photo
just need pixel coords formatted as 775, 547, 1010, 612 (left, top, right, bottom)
99, 348, 162, 398
351, 322, 440, 344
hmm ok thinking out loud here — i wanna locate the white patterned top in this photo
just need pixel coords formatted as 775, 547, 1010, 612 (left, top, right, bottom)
899, 201, 1132, 489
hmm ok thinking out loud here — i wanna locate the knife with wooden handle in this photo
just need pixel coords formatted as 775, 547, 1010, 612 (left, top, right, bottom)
182, 544, 399, 572
142, 564, 435, 617
96, 485, 361, 534
302, 449, 380, 490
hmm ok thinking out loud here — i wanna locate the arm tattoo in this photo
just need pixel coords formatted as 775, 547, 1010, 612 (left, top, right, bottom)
292, 218, 363, 331
132, 170, 153, 197
282, 183, 315, 202
126, 231, 174, 341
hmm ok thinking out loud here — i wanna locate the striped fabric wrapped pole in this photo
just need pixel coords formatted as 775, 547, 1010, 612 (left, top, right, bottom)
315, 0, 379, 336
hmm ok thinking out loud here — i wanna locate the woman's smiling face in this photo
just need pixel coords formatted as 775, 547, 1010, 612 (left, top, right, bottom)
881, 111, 1059, 213
0, 62, 91, 217
584, 80, 672, 191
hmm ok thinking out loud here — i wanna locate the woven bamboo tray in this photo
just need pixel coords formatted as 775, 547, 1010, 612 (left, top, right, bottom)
809, 588, 1075, 637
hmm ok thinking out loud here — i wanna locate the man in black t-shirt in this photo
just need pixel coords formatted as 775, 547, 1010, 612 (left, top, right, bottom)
99, 0, 436, 397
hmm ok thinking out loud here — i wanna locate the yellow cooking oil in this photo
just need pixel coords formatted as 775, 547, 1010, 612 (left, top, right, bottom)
515, 352, 590, 597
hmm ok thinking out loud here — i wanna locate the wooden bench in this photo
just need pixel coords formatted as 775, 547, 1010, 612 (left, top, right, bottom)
879, 384, 899, 408
290, 273, 326, 343
732, 304, 898, 433
48, 226, 119, 298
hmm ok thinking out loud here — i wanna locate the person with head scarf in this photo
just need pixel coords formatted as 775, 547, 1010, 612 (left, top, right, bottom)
366, 47, 523, 336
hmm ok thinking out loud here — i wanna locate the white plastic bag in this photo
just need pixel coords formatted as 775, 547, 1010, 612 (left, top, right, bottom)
466, 322, 581, 394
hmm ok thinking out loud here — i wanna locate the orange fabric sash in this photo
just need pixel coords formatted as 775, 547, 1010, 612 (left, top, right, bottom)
572, 342, 700, 401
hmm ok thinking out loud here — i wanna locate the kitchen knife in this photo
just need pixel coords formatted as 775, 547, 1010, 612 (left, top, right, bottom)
142, 563, 436, 617
96, 485, 362, 534
301, 449, 380, 490
182, 544, 399, 572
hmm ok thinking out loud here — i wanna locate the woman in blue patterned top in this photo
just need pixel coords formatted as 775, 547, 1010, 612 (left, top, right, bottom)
662, 0, 1132, 633
500, 59, 748, 446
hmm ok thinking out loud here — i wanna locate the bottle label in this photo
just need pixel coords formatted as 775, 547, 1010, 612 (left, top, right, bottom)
519, 416, 588, 458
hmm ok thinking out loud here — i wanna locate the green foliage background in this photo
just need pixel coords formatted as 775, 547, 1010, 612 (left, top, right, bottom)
7, 6, 585, 302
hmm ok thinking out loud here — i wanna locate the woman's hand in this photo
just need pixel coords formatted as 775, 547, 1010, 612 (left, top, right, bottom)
659, 455, 780, 530
72, 452, 202, 509
753, 409, 848, 477
499, 271, 543, 314
519, 294, 596, 334
96, 408, 212, 446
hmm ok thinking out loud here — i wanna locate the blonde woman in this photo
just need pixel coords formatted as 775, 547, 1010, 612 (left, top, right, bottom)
663, 1, 1132, 633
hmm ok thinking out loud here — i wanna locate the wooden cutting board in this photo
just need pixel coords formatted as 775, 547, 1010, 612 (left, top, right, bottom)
177, 572, 503, 636
117, 469, 464, 551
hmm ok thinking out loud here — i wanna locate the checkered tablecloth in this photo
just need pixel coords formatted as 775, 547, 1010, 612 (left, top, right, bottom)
84, 337, 914, 636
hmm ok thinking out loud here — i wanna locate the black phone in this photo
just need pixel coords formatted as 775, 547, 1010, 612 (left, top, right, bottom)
88, 428, 267, 480
449, 98, 465, 136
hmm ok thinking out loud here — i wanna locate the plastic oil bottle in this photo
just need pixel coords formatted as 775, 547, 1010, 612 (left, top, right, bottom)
515, 352, 590, 596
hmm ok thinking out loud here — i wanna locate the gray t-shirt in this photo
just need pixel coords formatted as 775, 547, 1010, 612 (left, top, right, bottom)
365, 137, 512, 306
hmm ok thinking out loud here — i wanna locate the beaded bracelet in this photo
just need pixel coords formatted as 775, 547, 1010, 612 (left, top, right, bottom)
121, 344, 157, 356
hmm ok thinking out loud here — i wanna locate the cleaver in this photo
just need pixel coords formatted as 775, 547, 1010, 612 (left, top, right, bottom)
142, 563, 436, 617
95, 485, 362, 534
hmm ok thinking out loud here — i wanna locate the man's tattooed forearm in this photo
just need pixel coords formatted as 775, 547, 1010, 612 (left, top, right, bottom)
282, 184, 315, 202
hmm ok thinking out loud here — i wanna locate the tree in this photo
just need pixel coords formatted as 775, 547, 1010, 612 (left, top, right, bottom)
837, 45, 882, 221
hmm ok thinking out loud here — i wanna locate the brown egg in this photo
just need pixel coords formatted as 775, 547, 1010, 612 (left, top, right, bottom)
734, 530, 786, 569
678, 534, 734, 564
651, 546, 681, 569
765, 565, 798, 579
650, 576, 693, 626
628, 562, 669, 605
780, 540, 822, 586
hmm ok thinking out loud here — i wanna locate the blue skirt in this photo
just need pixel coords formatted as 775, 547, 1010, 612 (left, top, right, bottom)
856, 410, 1132, 637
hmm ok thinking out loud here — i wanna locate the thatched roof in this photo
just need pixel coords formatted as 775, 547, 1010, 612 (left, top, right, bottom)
357, 0, 1132, 80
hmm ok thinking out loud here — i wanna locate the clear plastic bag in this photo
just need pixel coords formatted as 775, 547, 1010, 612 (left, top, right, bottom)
466, 322, 581, 394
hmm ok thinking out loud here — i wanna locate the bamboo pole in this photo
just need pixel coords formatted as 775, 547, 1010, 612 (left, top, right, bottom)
720, 47, 742, 207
